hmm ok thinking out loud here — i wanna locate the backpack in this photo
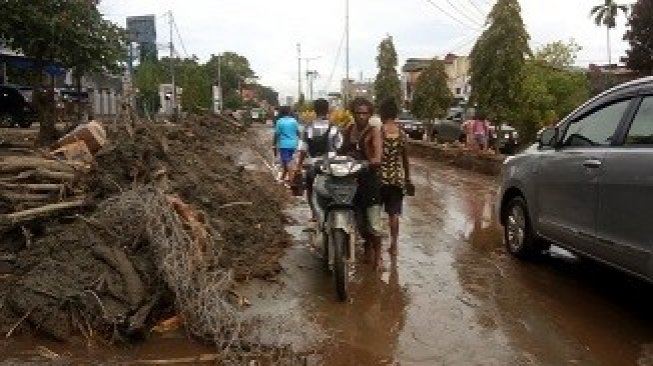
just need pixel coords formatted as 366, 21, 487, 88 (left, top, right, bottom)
306, 124, 333, 157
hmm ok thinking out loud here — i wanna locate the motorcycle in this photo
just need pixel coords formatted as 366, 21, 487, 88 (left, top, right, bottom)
308, 154, 367, 301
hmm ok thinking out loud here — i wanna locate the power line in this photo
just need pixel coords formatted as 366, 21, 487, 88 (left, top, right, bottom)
464, 0, 487, 19
171, 14, 189, 59
444, 0, 484, 27
322, 28, 347, 93
423, 0, 481, 30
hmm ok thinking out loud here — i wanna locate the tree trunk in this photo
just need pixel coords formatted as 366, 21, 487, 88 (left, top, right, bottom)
76, 71, 83, 125
35, 63, 58, 146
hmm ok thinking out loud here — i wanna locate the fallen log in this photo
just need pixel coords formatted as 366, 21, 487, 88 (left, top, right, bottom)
0, 191, 56, 203
4, 169, 76, 183
0, 156, 85, 174
0, 182, 65, 192
0, 199, 89, 233
91, 245, 146, 309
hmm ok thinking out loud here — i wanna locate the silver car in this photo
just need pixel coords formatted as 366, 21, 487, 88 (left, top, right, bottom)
497, 76, 653, 281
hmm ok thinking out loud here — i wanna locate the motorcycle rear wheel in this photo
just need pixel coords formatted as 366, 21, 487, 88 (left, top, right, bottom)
332, 228, 349, 301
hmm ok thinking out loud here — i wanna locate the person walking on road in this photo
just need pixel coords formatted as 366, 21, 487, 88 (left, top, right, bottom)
273, 106, 300, 183
379, 99, 412, 257
291, 98, 343, 221
341, 97, 384, 270
472, 113, 490, 151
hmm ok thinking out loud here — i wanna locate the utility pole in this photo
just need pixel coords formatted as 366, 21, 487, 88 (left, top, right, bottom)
303, 55, 321, 101
297, 43, 302, 104
217, 53, 223, 112
169, 11, 177, 120
345, 0, 350, 106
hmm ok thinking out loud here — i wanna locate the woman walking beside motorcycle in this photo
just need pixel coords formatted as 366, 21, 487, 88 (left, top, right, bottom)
379, 99, 412, 257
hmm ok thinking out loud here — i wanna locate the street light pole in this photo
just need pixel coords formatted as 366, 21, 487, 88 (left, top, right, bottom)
297, 43, 302, 104
345, 0, 350, 106
168, 11, 177, 119
217, 53, 223, 112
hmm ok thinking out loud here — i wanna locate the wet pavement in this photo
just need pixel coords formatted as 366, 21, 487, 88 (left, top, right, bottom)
242, 157, 653, 366
3, 126, 653, 364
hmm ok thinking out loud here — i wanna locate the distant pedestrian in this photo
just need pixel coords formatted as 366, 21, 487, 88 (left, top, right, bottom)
274, 106, 300, 183
462, 118, 475, 148
472, 113, 490, 151
379, 98, 413, 257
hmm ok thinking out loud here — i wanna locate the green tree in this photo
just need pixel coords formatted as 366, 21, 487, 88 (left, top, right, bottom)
177, 58, 211, 114
374, 36, 402, 109
133, 59, 164, 117
534, 39, 582, 68
624, 0, 653, 76
410, 59, 453, 141
0, 0, 125, 143
205, 52, 256, 110
470, 0, 531, 127
517, 61, 590, 141
590, 0, 629, 65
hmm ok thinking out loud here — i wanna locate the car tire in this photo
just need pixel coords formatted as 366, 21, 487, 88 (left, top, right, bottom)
504, 196, 548, 259
17, 115, 32, 128
0, 113, 16, 128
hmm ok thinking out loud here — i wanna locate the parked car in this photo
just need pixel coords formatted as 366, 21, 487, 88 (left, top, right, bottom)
0, 85, 35, 128
397, 112, 425, 140
432, 109, 465, 143
489, 124, 519, 154
497, 76, 653, 282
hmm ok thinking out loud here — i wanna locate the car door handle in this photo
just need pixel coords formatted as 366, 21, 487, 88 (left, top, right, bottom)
582, 159, 602, 168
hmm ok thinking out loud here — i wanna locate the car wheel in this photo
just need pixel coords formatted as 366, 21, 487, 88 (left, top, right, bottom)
504, 196, 548, 259
0, 113, 16, 128
17, 118, 32, 128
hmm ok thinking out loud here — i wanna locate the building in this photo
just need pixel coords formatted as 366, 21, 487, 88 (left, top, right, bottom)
402, 54, 471, 105
587, 63, 639, 96
126, 15, 158, 63
159, 84, 183, 115
341, 78, 374, 102
285, 96, 295, 107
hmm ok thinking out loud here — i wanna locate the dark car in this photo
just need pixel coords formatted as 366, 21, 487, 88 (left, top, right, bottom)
397, 112, 424, 140
0, 85, 35, 128
432, 108, 466, 143
497, 76, 653, 282
489, 124, 519, 154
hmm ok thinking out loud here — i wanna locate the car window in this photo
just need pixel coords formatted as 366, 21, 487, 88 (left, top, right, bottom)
625, 96, 653, 145
563, 99, 630, 147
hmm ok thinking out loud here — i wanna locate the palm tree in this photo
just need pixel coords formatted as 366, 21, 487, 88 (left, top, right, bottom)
590, 0, 629, 65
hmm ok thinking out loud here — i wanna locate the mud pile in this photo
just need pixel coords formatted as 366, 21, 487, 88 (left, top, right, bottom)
0, 114, 291, 343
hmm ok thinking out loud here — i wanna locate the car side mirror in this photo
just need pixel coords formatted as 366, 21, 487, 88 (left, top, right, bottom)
539, 127, 558, 148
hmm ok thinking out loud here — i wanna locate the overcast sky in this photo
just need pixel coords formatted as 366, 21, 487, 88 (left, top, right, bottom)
100, 0, 636, 100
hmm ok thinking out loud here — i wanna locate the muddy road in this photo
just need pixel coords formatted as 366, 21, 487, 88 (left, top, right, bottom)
244, 155, 653, 366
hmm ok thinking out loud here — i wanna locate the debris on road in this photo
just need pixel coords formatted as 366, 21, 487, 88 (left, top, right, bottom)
0, 114, 301, 363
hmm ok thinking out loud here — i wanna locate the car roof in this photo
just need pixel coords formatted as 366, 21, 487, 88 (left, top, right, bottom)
561, 76, 653, 124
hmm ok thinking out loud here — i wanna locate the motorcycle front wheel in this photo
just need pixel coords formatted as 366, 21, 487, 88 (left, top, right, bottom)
332, 228, 349, 301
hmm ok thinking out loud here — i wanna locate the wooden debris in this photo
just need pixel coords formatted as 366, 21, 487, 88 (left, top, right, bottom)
0, 199, 89, 233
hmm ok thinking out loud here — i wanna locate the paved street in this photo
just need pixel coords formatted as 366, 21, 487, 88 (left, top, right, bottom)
244, 156, 653, 366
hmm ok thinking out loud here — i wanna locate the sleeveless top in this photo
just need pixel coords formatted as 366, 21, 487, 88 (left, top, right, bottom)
381, 129, 406, 188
